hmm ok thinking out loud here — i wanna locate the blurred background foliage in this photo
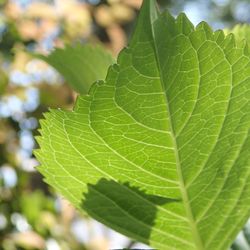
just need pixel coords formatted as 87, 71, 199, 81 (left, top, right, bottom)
0, 0, 250, 249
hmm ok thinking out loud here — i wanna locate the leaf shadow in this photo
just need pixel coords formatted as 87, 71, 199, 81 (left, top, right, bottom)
81, 178, 180, 246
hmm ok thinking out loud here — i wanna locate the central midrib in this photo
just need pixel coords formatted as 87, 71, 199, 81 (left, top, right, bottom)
149, 12, 205, 250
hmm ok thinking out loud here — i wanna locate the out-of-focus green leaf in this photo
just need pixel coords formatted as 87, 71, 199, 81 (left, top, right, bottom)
20, 190, 54, 226
39, 84, 73, 108
0, 69, 8, 95
38, 44, 115, 94
224, 24, 250, 46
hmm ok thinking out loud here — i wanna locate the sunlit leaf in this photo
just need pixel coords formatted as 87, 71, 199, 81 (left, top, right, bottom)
36, 1, 250, 249
224, 24, 250, 47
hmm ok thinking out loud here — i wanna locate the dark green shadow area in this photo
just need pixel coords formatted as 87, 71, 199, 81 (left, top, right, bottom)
82, 178, 180, 245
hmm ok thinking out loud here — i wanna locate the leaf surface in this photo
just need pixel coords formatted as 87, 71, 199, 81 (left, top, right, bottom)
39, 44, 114, 94
225, 24, 250, 47
35, 1, 250, 249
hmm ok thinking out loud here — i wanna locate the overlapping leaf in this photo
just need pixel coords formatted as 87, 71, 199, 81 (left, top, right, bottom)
225, 24, 250, 47
38, 44, 114, 94
35, 1, 250, 249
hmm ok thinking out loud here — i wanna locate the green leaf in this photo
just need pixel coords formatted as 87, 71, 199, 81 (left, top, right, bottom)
38, 44, 115, 94
35, 1, 250, 249
224, 24, 250, 47
0, 69, 8, 95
